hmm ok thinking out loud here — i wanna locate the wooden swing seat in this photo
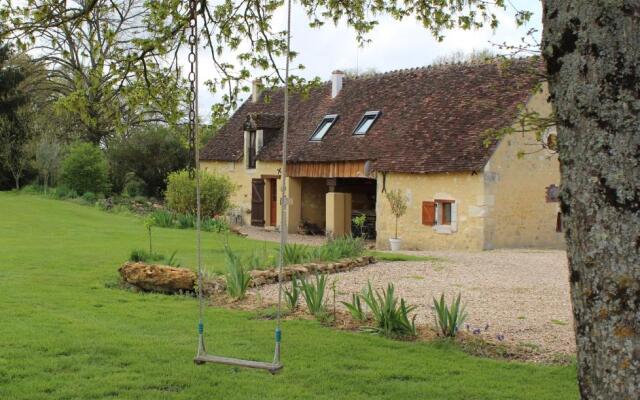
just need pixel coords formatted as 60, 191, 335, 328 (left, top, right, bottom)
194, 353, 283, 374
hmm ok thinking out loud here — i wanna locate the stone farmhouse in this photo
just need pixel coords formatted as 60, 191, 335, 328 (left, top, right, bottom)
201, 59, 563, 250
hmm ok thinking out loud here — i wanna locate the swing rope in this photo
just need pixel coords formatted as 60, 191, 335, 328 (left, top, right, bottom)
192, 0, 292, 373
274, 0, 292, 366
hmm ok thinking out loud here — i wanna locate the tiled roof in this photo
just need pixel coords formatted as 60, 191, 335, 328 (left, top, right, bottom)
200, 58, 542, 173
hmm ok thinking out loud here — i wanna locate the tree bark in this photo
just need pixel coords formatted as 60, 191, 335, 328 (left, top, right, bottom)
542, 2, 640, 398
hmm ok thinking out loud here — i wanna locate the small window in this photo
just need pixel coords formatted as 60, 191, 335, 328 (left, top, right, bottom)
310, 114, 338, 141
353, 111, 380, 135
435, 199, 455, 226
247, 131, 257, 169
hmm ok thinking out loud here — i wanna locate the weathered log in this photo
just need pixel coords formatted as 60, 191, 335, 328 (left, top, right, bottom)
119, 262, 196, 293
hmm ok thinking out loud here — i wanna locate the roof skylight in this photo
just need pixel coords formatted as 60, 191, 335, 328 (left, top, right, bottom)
310, 114, 338, 141
354, 111, 380, 135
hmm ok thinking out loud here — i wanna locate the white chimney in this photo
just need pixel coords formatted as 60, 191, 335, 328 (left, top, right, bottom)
331, 70, 345, 98
251, 79, 262, 103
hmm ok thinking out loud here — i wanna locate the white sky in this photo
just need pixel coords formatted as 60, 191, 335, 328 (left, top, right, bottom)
196, 0, 543, 120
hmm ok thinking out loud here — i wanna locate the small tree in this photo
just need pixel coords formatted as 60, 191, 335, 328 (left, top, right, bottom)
385, 189, 407, 240
33, 137, 63, 193
60, 143, 109, 195
143, 215, 154, 255
165, 169, 235, 217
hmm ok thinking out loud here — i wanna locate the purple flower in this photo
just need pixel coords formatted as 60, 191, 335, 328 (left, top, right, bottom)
473, 328, 481, 335
496, 334, 505, 341
484, 323, 490, 331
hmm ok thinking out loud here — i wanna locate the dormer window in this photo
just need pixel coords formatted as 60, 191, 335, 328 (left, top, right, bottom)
354, 111, 380, 135
310, 114, 338, 141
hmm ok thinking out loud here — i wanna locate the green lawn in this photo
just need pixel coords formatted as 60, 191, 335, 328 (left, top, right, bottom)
0, 193, 578, 399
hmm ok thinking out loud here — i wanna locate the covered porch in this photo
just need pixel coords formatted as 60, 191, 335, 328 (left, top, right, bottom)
250, 161, 376, 238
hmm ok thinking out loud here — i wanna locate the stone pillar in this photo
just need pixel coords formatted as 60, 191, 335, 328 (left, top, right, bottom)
326, 192, 352, 237
277, 177, 301, 234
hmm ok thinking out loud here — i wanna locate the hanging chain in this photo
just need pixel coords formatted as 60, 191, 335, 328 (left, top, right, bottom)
187, 0, 198, 178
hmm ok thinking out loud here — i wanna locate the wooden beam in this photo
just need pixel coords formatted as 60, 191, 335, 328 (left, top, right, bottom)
288, 161, 369, 178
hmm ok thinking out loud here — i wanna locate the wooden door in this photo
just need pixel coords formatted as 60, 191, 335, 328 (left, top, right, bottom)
269, 179, 277, 226
251, 179, 265, 226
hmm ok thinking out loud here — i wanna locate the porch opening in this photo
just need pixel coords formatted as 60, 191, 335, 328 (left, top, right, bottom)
298, 177, 376, 239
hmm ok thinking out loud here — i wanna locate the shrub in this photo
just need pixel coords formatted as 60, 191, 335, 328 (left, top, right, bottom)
201, 216, 229, 233
81, 191, 97, 203
107, 125, 189, 197
341, 293, 367, 322
361, 281, 417, 338
21, 184, 43, 194
122, 172, 146, 198
53, 185, 76, 199
151, 210, 174, 228
352, 213, 367, 238
299, 273, 328, 317
224, 245, 251, 300
433, 293, 467, 338
284, 274, 301, 311
283, 243, 311, 265
60, 143, 109, 195
165, 169, 234, 217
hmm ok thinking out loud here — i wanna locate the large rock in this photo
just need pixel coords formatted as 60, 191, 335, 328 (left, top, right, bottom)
119, 262, 196, 293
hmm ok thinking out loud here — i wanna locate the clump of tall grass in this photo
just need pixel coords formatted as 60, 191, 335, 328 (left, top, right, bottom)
283, 243, 311, 265
284, 274, 301, 311
360, 281, 417, 338
299, 273, 328, 317
151, 210, 174, 227
128, 249, 181, 267
433, 293, 467, 337
224, 245, 251, 300
341, 292, 368, 322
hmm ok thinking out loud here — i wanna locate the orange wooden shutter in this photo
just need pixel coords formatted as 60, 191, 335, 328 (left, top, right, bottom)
422, 201, 436, 225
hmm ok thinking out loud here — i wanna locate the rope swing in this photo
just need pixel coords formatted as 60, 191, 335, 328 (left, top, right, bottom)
192, 0, 292, 374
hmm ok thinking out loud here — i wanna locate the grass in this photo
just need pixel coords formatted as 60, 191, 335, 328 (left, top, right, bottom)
0, 192, 578, 399
368, 251, 442, 263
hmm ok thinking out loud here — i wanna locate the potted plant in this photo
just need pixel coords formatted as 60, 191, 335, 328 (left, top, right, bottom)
385, 189, 407, 251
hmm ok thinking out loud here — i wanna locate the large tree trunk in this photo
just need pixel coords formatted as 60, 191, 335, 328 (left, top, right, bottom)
542, 2, 640, 398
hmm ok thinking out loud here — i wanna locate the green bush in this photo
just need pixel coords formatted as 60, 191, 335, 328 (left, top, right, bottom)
122, 173, 146, 198
60, 143, 109, 195
433, 293, 467, 338
107, 125, 189, 197
361, 281, 417, 338
201, 216, 229, 233
165, 169, 234, 217
299, 273, 328, 317
53, 185, 77, 199
21, 184, 44, 194
81, 191, 97, 203
224, 245, 251, 300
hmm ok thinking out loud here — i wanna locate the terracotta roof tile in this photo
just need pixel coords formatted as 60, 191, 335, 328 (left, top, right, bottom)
200, 58, 542, 173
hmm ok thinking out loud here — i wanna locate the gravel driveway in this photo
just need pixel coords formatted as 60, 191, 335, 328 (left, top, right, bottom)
255, 249, 575, 357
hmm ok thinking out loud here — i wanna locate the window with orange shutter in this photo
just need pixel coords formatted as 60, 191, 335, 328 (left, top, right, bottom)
422, 201, 435, 225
